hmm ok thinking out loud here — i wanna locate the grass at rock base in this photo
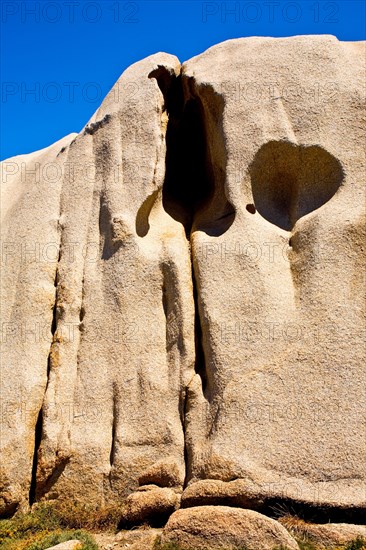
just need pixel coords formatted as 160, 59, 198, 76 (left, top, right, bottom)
1, 504, 365, 550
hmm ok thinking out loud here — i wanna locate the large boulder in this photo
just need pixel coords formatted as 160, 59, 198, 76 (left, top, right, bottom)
160, 505, 300, 549
182, 35, 366, 511
1, 36, 365, 519
181, 478, 264, 509
118, 485, 180, 527
1, 52, 191, 513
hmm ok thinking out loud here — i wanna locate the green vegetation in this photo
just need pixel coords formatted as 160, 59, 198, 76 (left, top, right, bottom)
1, 505, 365, 550
344, 537, 366, 550
0, 501, 119, 550
296, 534, 366, 550
27, 529, 97, 550
297, 542, 319, 550
280, 514, 366, 550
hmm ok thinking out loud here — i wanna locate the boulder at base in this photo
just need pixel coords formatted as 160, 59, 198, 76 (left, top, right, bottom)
160, 505, 300, 550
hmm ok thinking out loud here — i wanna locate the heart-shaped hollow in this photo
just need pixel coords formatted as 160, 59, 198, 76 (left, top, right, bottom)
249, 141, 344, 231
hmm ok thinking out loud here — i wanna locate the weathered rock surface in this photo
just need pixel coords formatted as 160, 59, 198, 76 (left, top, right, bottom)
1, 35, 365, 524
45, 541, 82, 550
181, 478, 264, 509
116, 528, 161, 549
95, 529, 162, 550
182, 35, 366, 512
1, 52, 189, 514
280, 518, 366, 547
118, 485, 180, 527
138, 457, 183, 488
160, 505, 300, 549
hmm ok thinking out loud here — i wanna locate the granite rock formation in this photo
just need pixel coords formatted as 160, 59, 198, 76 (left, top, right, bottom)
1, 36, 365, 537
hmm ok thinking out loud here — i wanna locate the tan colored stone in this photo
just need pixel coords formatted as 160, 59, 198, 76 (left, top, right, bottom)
160, 505, 300, 549
0, 133, 77, 515
1, 53, 190, 513
97, 527, 161, 549
45, 541, 82, 550
181, 478, 264, 509
280, 518, 366, 547
117, 529, 161, 549
126, 532, 160, 550
138, 457, 183, 488
182, 35, 366, 510
1, 36, 365, 519
119, 486, 180, 527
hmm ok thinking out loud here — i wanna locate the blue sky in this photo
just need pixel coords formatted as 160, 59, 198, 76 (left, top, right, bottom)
1, 0, 365, 160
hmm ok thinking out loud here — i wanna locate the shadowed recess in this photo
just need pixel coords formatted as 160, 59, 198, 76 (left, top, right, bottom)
29, 408, 43, 505
249, 141, 344, 231
34, 455, 70, 501
147, 67, 234, 237
181, 489, 366, 524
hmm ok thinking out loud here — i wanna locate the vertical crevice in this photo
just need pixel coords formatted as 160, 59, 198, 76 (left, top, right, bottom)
191, 262, 208, 395
149, 68, 230, 485
162, 283, 168, 319
109, 383, 118, 468
29, 408, 43, 505
79, 275, 86, 332
165, 78, 224, 397
48, 251, 60, 379
29, 249, 61, 505
48, 253, 60, 380
50, 274, 58, 336
181, 386, 190, 489
150, 67, 213, 397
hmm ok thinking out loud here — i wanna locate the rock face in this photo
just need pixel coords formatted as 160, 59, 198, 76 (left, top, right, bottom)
1, 35, 365, 522
160, 506, 300, 550
280, 519, 366, 547
118, 485, 180, 527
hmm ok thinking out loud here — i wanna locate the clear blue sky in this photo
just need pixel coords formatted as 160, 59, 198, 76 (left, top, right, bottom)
1, 0, 365, 160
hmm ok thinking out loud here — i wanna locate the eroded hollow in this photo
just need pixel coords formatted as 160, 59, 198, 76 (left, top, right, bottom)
249, 140, 344, 231
159, 74, 215, 234
148, 67, 234, 237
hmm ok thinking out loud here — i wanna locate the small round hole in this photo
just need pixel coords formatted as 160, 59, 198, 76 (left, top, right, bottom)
246, 204, 256, 214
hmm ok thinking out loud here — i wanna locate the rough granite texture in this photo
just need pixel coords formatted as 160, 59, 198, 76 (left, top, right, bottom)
1, 36, 365, 521
160, 506, 300, 550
